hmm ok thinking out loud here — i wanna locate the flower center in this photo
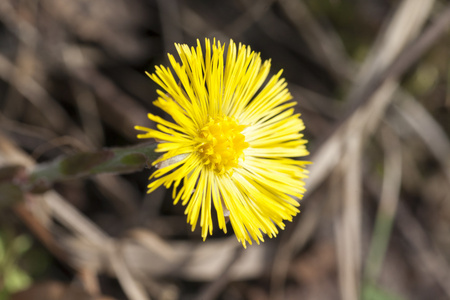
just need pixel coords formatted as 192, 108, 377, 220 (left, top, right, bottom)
196, 116, 249, 174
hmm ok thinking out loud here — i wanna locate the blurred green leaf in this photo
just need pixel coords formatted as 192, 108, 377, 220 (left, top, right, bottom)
4, 265, 31, 293
0, 232, 33, 297
362, 282, 405, 300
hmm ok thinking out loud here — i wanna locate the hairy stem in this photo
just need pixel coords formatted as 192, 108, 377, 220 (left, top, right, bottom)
0, 142, 158, 199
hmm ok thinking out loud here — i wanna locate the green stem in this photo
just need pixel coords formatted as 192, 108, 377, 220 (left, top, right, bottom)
19, 142, 158, 193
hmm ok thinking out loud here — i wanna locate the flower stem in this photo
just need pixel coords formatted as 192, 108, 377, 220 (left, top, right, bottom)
1, 142, 158, 199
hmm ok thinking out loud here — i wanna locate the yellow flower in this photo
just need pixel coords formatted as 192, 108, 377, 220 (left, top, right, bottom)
135, 38, 309, 247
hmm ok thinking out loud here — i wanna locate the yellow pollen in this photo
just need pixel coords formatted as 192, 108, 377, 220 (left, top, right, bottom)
196, 116, 249, 174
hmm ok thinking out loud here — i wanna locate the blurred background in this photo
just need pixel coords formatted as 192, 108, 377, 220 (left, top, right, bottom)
0, 0, 450, 299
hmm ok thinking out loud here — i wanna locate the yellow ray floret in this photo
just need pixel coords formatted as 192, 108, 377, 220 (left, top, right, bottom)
135, 38, 310, 247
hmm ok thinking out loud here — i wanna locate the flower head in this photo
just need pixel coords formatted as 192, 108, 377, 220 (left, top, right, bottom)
135, 38, 309, 247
